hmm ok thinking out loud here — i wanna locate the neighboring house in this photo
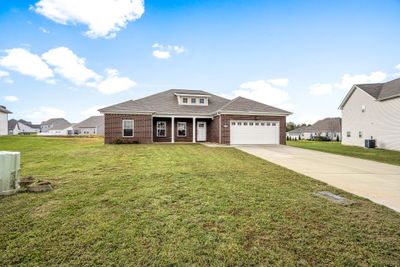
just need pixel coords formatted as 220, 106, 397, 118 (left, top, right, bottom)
8, 119, 41, 135
99, 89, 292, 145
303, 117, 342, 141
73, 116, 104, 135
0, 105, 12, 136
286, 125, 309, 140
339, 77, 400, 150
39, 118, 73, 136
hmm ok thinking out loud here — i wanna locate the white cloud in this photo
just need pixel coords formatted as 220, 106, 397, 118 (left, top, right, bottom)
42, 47, 101, 87
309, 83, 333, 95
24, 106, 66, 123
81, 105, 103, 118
0, 70, 13, 84
267, 78, 289, 87
4, 96, 19, 102
32, 0, 145, 39
334, 71, 387, 90
395, 64, 400, 77
152, 50, 171, 59
97, 68, 136, 95
0, 48, 54, 81
227, 79, 293, 111
39, 27, 50, 33
152, 43, 185, 59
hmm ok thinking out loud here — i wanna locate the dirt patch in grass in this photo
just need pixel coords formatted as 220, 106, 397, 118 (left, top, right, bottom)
32, 200, 60, 218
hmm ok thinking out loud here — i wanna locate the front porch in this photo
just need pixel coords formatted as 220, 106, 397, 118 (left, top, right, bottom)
152, 116, 214, 143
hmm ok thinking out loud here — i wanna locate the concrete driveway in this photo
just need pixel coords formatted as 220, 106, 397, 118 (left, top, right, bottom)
235, 145, 400, 212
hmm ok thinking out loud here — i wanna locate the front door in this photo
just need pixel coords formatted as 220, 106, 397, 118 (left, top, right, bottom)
197, 121, 207, 142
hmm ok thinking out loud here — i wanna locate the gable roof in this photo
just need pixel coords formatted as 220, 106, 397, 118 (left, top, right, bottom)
8, 119, 18, 131
220, 97, 291, 115
287, 125, 309, 134
304, 117, 341, 133
74, 116, 104, 128
339, 78, 400, 109
0, 105, 12, 114
41, 118, 72, 130
99, 89, 291, 116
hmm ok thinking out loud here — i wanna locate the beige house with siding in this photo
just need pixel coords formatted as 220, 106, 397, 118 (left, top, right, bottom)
339, 77, 400, 151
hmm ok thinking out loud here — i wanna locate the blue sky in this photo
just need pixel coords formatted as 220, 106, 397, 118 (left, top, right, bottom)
1, 0, 400, 124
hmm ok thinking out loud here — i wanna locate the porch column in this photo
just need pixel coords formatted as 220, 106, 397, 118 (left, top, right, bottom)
171, 116, 175, 143
192, 117, 196, 143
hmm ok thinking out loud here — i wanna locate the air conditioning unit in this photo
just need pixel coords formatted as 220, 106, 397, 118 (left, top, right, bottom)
0, 152, 21, 195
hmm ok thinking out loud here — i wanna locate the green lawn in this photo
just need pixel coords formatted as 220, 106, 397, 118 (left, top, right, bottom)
1, 136, 400, 265
288, 140, 400, 166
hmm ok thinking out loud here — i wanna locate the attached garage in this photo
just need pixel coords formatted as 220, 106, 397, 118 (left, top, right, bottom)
230, 120, 280, 145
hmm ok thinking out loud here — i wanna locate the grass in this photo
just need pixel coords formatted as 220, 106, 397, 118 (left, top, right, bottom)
288, 140, 400, 166
0, 136, 399, 266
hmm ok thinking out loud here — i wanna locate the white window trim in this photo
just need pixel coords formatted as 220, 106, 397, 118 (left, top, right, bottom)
122, 120, 134, 137
177, 122, 187, 137
157, 121, 167, 137
191, 98, 196, 104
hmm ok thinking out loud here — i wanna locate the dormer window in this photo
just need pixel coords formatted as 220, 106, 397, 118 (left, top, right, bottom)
175, 93, 210, 106
182, 97, 188, 103
191, 98, 196, 104
199, 98, 205, 104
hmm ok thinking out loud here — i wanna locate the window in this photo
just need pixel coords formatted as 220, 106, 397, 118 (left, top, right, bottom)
255, 122, 259, 126
191, 98, 196, 104
272, 123, 276, 126
237, 122, 242, 126
123, 120, 134, 137
249, 122, 254, 126
177, 122, 187, 137
347, 131, 351, 137
243, 122, 248, 126
359, 131, 363, 138
157, 121, 167, 137
231, 122, 236, 126
182, 97, 188, 103
199, 98, 205, 104
267, 122, 271, 126
361, 105, 366, 113
261, 122, 265, 126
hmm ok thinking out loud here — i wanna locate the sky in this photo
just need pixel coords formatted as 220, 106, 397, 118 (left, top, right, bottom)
0, 0, 400, 124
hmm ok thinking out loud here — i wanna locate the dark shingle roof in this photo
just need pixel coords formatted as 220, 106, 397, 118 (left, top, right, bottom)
287, 125, 309, 134
304, 117, 341, 133
74, 116, 104, 128
220, 97, 291, 114
99, 89, 291, 115
356, 77, 400, 101
8, 119, 18, 131
0, 105, 12, 114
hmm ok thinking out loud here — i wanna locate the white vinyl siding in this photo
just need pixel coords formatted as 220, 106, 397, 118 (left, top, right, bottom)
342, 88, 400, 150
0, 113, 7, 136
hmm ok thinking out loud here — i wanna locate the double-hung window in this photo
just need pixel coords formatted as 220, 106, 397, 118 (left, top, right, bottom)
157, 121, 167, 137
123, 120, 134, 137
177, 122, 187, 137
182, 97, 188, 104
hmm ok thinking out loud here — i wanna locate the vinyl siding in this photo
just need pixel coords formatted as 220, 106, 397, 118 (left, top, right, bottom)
0, 113, 7, 135
342, 88, 400, 150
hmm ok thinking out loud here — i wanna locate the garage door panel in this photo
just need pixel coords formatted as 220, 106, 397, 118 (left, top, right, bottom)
230, 120, 279, 145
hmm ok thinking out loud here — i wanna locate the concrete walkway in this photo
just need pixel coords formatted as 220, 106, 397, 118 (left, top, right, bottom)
235, 145, 400, 212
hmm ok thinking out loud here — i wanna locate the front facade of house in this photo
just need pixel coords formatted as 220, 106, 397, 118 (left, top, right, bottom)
38, 118, 73, 136
99, 89, 291, 145
339, 78, 400, 150
0, 106, 11, 136
303, 117, 342, 141
8, 119, 40, 135
73, 116, 105, 135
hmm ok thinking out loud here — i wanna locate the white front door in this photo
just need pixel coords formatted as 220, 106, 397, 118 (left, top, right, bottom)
197, 121, 207, 141
230, 120, 280, 145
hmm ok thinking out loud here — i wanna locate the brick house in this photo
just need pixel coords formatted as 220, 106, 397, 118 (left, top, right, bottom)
99, 89, 291, 145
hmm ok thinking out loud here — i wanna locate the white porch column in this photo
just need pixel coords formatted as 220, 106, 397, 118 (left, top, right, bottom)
171, 116, 175, 143
192, 117, 196, 143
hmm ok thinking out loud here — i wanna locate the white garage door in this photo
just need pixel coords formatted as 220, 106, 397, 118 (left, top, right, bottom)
230, 120, 280, 145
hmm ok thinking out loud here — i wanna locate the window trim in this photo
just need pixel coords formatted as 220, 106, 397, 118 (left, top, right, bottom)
177, 122, 187, 137
122, 119, 134, 137
199, 98, 205, 104
182, 97, 188, 103
191, 98, 196, 104
156, 121, 167, 137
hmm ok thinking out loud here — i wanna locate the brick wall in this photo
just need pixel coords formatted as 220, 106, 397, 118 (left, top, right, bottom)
104, 114, 152, 144
220, 114, 287, 145
209, 115, 220, 143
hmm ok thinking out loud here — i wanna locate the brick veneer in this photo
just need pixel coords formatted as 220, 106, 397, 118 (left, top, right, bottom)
220, 114, 287, 145
104, 114, 152, 144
